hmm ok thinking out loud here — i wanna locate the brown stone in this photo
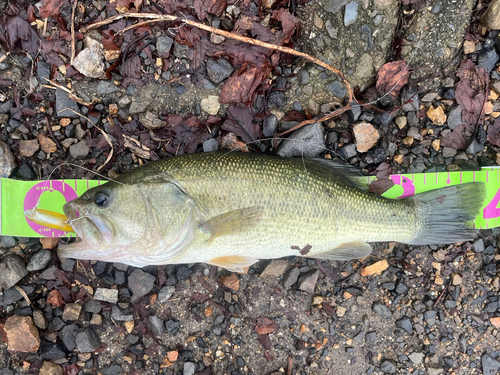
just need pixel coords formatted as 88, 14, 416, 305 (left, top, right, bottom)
40, 237, 59, 249
19, 139, 40, 158
40, 361, 63, 375
360, 260, 389, 276
491, 317, 500, 328
353, 122, 379, 152
37, 134, 57, 154
427, 105, 447, 126
260, 259, 288, 278
5, 316, 40, 353
62, 303, 82, 320
220, 274, 239, 291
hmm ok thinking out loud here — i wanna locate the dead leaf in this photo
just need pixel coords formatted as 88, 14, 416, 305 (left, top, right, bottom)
40, 0, 64, 18
376, 61, 409, 98
360, 260, 389, 276
487, 118, 500, 147
0, 14, 40, 55
255, 317, 278, 335
272, 9, 301, 40
441, 125, 467, 149
455, 59, 489, 133
190, 293, 210, 303
221, 104, 261, 144
219, 65, 270, 105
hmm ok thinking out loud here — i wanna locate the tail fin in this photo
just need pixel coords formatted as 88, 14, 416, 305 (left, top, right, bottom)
408, 182, 486, 245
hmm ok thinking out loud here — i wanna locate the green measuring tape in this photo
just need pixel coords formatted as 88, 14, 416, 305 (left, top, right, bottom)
1, 166, 498, 238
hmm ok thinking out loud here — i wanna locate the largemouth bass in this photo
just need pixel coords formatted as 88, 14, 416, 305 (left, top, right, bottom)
58, 152, 485, 272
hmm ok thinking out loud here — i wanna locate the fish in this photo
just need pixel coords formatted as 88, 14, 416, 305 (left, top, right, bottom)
58, 152, 486, 272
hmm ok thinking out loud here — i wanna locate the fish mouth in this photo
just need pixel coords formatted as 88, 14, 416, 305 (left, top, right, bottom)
58, 202, 114, 260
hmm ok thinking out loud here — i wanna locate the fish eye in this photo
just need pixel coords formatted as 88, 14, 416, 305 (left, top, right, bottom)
93, 189, 111, 207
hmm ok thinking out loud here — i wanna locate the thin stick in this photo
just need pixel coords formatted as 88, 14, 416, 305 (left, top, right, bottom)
62, 108, 114, 172
80, 12, 353, 105
70, 0, 78, 64
44, 78, 98, 106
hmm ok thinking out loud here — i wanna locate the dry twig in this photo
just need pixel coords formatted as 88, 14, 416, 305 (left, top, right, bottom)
44, 78, 98, 106
70, 0, 78, 64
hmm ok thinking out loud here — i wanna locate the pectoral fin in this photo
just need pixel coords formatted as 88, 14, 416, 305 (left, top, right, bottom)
201, 206, 264, 241
207, 256, 258, 273
308, 242, 372, 261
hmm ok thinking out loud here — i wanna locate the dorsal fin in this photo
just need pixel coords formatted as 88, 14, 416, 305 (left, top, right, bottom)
303, 158, 370, 190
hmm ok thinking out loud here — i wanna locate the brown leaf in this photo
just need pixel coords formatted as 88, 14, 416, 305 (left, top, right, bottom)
259, 333, 272, 350
0, 14, 40, 55
255, 317, 279, 335
47, 289, 65, 307
455, 59, 489, 132
221, 104, 261, 144
191, 293, 210, 303
441, 125, 467, 149
40, 0, 64, 18
375, 61, 409, 98
272, 9, 300, 40
219, 65, 269, 104
488, 118, 500, 146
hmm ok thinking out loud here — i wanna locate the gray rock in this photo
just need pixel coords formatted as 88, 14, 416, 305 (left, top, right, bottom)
111, 305, 133, 321
156, 35, 174, 56
173, 42, 190, 59
69, 141, 90, 159
40, 342, 66, 360
324, 0, 350, 13
365, 331, 376, 345
49, 317, 65, 331
298, 270, 320, 293
59, 324, 77, 351
97, 80, 118, 95
0, 141, 16, 178
276, 123, 325, 158
424, 310, 436, 325
395, 317, 413, 333
60, 258, 76, 271
344, 1, 358, 26
263, 115, 278, 138
84, 299, 102, 314
466, 139, 484, 155
0, 255, 28, 292
32, 310, 47, 330
206, 58, 234, 84
409, 352, 424, 364
158, 286, 175, 303
26, 250, 52, 272
380, 360, 397, 374
139, 111, 167, 129
283, 267, 300, 288
260, 259, 288, 278
55, 88, 80, 118
149, 315, 165, 337
373, 303, 391, 318
76, 328, 101, 352
442, 147, 457, 158
327, 81, 347, 98
37, 61, 51, 82
447, 106, 465, 129
183, 362, 197, 375
102, 365, 123, 375
94, 288, 118, 304
478, 48, 499, 73
474, 238, 484, 253
203, 138, 219, 152
402, 87, 420, 112
0, 236, 16, 248
128, 269, 155, 303
165, 319, 181, 334
482, 354, 500, 375
297, 69, 309, 85
129, 100, 150, 114
337, 144, 357, 160
426, 367, 444, 375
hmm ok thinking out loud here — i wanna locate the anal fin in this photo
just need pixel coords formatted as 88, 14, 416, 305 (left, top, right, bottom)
207, 256, 258, 273
307, 242, 372, 261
